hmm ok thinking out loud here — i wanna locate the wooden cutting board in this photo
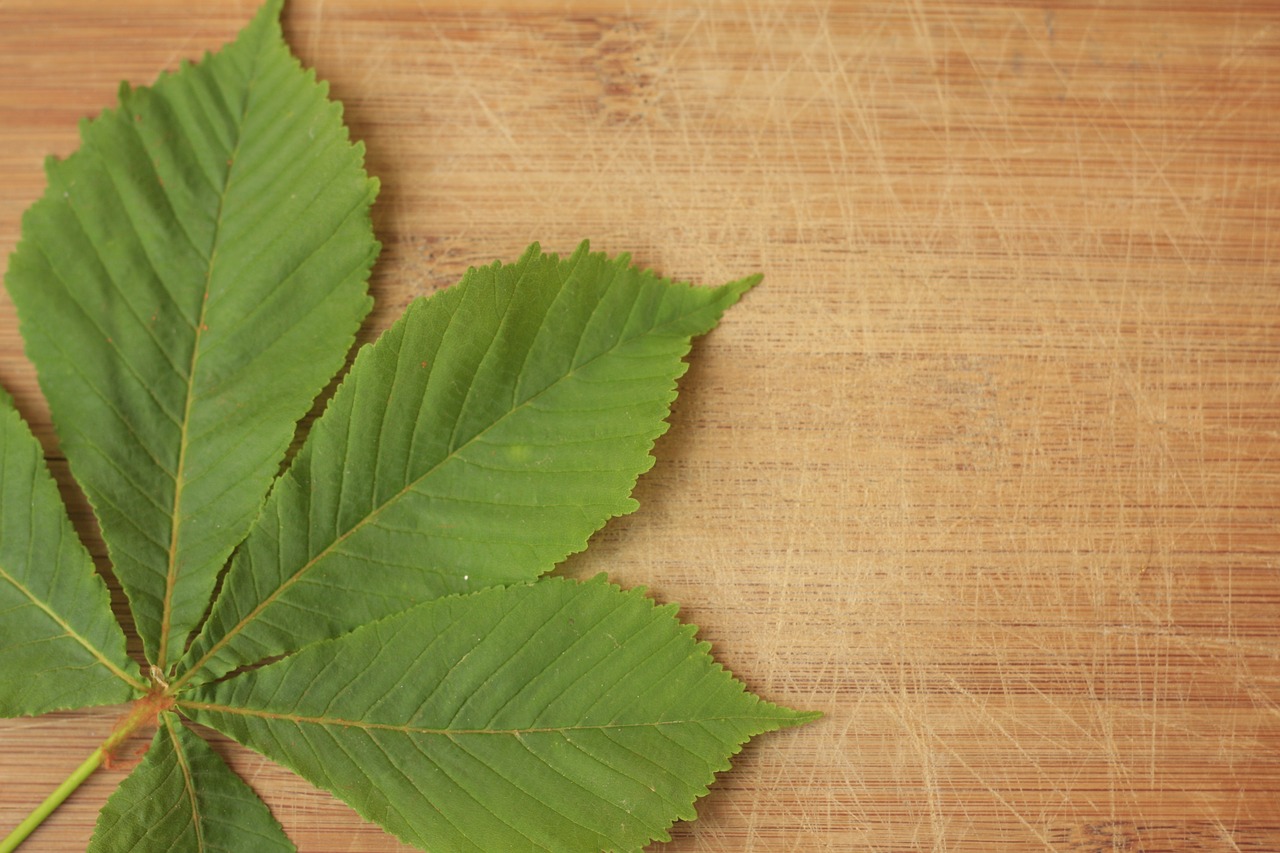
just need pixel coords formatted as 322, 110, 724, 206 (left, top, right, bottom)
1, 1, 1277, 850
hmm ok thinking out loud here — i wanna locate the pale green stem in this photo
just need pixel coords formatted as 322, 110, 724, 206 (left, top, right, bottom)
0, 746, 104, 853
0, 692, 162, 852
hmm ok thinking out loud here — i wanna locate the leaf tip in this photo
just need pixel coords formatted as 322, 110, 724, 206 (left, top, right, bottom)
739, 271, 764, 292
261, 0, 287, 23
787, 707, 824, 727
719, 271, 762, 305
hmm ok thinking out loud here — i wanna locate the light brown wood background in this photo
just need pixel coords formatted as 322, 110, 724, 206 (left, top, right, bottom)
1, 1, 1278, 850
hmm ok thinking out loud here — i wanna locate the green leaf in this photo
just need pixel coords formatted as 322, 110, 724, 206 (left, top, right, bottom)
0, 390, 143, 717
3, 0, 378, 670
88, 713, 294, 853
177, 243, 757, 686
1, 2, 816, 849
182, 576, 816, 852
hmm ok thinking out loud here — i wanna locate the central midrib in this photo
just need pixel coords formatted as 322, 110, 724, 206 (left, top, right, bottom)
178, 699, 776, 734
155, 48, 262, 672
165, 716, 208, 851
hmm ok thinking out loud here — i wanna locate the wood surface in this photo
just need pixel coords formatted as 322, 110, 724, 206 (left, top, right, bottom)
1, 1, 1278, 850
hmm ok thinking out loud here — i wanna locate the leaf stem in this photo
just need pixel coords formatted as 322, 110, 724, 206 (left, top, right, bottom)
0, 688, 172, 851
0, 746, 104, 853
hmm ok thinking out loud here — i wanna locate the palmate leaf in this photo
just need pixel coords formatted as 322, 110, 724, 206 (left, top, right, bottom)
0, 390, 143, 717
183, 576, 818, 852
177, 243, 757, 687
0, 1, 817, 850
88, 713, 294, 853
4, 0, 378, 670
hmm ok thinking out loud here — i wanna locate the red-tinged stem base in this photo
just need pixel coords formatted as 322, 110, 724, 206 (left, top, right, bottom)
0, 682, 174, 851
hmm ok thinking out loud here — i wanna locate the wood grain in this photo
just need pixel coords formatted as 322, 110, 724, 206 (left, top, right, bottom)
1, 1, 1277, 850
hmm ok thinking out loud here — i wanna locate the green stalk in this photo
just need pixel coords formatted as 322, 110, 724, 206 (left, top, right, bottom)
0, 746, 105, 852
1, 690, 166, 852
